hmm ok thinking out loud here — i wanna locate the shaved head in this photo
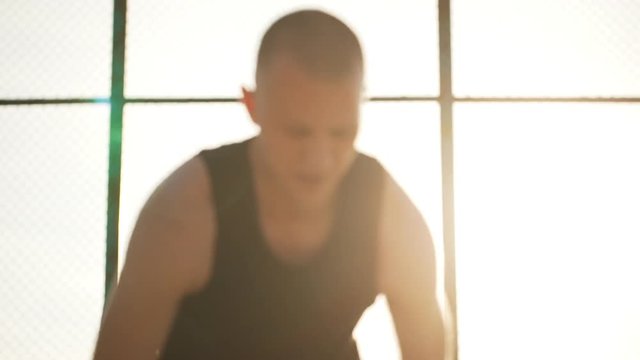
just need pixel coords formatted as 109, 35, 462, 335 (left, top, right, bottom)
243, 10, 364, 211
256, 10, 364, 84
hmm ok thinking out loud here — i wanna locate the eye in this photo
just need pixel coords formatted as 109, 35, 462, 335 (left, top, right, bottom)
331, 127, 355, 140
286, 125, 311, 138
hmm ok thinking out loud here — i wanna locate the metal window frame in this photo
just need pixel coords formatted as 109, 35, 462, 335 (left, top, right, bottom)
2, 1, 640, 359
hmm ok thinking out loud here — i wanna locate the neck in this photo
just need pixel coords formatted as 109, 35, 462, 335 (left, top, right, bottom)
248, 138, 333, 223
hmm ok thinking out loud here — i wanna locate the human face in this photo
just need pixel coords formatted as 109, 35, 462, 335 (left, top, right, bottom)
244, 56, 362, 210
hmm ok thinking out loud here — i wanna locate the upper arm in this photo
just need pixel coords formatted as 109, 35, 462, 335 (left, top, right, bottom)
377, 173, 445, 360
94, 156, 216, 360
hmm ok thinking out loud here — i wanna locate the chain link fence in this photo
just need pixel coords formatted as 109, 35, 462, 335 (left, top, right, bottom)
1, 1, 113, 359
452, 0, 640, 97
0, 105, 109, 359
1, 0, 639, 359
0, 2, 113, 99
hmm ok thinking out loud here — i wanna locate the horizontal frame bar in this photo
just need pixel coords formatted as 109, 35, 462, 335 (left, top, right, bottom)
0, 98, 110, 105
456, 97, 640, 103
127, 96, 442, 103
3, 96, 640, 106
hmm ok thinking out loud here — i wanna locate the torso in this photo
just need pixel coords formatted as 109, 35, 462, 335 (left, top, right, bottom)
260, 214, 334, 266
248, 138, 344, 268
161, 139, 385, 360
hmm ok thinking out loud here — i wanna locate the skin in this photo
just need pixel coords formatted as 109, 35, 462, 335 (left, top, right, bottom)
243, 54, 362, 262
93, 54, 445, 360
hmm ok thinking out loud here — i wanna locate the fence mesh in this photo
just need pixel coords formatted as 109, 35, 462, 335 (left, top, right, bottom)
0, 1, 113, 99
452, 0, 640, 97
1, 1, 639, 359
0, 105, 109, 359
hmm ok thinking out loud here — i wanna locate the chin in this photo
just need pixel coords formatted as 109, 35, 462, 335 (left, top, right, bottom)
291, 185, 333, 209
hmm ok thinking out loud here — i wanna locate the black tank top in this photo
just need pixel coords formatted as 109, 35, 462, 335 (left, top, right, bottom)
161, 138, 384, 360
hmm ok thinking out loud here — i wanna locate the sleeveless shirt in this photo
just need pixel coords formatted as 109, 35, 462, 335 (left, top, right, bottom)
161, 138, 384, 360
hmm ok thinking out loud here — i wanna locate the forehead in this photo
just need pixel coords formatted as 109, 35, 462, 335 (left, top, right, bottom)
257, 56, 362, 122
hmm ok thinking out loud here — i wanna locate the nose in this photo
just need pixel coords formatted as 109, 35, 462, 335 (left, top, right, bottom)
302, 135, 333, 173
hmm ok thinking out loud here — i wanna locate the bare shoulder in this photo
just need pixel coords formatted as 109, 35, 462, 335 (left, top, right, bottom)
378, 172, 430, 248
124, 154, 217, 295
376, 172, 445, 359
94, 155, 217, 359
376, 172, 435, 295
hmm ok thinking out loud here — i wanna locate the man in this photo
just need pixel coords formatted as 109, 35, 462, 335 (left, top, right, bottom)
94, 9, 445, 360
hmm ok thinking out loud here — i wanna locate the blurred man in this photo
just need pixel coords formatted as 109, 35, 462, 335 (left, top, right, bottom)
94, 9, 445, 360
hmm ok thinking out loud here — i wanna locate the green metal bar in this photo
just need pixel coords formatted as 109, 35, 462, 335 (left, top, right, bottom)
105, 0, 126, 309
438, 0, 458, 359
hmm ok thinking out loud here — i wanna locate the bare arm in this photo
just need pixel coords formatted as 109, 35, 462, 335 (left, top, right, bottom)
377, 174, 445, 360
93, 157, 215, 360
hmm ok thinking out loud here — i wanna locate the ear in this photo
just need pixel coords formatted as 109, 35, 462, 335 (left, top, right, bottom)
241, 86, 259, 125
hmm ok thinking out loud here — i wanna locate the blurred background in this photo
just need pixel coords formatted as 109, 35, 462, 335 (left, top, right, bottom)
1, 0, 639, 359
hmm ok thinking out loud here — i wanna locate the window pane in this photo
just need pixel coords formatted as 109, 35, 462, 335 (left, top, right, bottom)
119, 103, 260, 267
355, 101, 442, 360
0, 105, 110, 359
0, 2, 113, 99
126, 0, 438, 98
356, 102, 443, 271
452, 0, 640, 97
454, 103, 640, 360
119, 102, 442, 360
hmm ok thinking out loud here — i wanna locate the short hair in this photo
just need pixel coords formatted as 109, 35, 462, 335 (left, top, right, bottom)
256, 9, 364, 82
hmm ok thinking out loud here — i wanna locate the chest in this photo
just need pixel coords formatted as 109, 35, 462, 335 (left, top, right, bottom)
259, 211, 335, 267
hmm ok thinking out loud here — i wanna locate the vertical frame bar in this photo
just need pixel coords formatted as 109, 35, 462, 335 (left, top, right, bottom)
438, 0, 459, 359
105, 0, 127, 308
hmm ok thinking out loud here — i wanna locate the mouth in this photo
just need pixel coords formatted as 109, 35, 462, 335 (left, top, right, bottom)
297, 174, 325, 187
